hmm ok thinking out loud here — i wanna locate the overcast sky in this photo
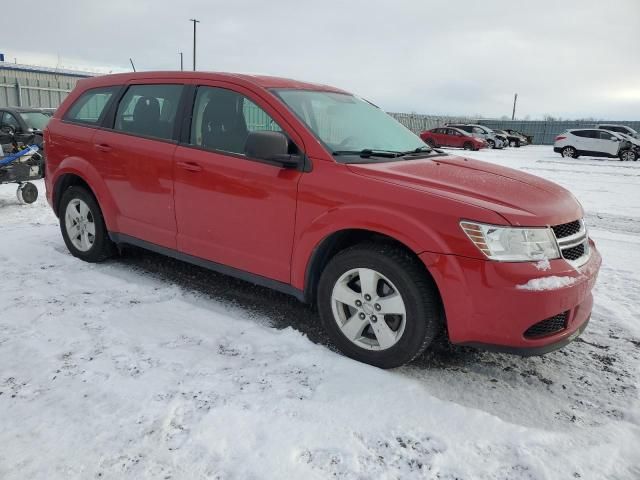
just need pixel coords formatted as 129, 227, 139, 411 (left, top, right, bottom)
5, 0, 640, 119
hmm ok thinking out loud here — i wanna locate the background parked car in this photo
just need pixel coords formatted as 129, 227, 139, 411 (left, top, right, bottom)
493, 129, 527, 147
595, 124, 639, 139
0, 107, 50, 147
420, 127, 487, 150
37, 108, 57, 117
447, 124, 504, 149
493, 131, 509, 148
553, 128, 635, 160
505, 128, 534, 145
616, 132, 640, 161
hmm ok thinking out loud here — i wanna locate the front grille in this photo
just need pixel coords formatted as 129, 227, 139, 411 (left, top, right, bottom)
551, 219, 589, 267
524, 312, 569, 339
562, 243, 585, 261
552, 220, 581, 239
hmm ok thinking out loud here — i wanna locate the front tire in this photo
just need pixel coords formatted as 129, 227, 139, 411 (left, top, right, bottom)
486, 139, 495, 149
59, 186, 115, 262
620, 149, 637, 162
317, 243, 441, 368
463, 142, 473, 151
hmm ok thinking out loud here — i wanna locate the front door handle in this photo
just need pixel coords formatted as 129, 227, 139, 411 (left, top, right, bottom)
94, 143, 112, 152
176, 161, 203, 172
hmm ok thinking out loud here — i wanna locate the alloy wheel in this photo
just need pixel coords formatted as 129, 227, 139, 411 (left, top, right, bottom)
331, 268, 407, 350
65, 199, 96, 252
621, 150, 635, 162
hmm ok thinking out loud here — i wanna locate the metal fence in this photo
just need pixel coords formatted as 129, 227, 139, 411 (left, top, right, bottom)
0, 63, 90, 109
388, 112, 640, 145
388, 113, 475, 134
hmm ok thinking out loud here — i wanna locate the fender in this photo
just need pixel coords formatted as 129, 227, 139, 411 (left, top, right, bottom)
290, 203, 450, 291
52, 156, 121, 232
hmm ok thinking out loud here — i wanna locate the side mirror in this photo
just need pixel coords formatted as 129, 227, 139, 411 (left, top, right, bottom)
612, 137, 620, 142
244, 130, 301, 168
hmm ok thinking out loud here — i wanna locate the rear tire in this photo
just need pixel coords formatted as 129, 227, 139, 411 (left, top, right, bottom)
486, 139, 495, 149
59, 186, 115, 262
317, 243, 441, 369
561, 146, 578, 158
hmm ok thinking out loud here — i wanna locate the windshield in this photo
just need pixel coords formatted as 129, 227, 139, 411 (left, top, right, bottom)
20, 112, 50, 131
273, 90, 426, 157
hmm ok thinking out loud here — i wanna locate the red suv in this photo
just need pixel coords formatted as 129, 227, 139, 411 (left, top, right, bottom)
420, 127, 487, 151
44, 72, 601, 368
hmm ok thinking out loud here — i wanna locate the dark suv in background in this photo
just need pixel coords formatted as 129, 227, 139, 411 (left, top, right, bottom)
0, 107, 51, 146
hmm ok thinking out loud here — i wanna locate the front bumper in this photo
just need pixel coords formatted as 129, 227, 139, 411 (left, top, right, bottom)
419, 240, 601, 354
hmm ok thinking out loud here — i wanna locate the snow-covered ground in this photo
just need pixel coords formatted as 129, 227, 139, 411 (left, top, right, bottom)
1, 146, 639, 479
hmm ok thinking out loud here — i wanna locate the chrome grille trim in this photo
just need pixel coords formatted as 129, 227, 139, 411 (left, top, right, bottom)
552, 219, 590, 268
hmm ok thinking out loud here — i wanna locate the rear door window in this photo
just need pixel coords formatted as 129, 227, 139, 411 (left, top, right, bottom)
572, 130, 594, 138
64, 86, 119, 125
114, 84, 184, 141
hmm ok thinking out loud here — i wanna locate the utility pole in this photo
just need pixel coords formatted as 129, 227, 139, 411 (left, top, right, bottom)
511, 93, 518, 120
189, 18, 200, 71
179, 52, 184, 71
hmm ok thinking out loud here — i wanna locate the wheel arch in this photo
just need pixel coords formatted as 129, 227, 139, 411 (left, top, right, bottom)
53, 173, 92, 215
51, 160, 119, 231
300, 228, 443, 310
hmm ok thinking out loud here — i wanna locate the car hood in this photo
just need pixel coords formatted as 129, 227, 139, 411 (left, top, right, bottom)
347, 154, 583, 226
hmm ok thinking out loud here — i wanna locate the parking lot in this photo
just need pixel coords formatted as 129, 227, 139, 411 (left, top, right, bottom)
1, 145, 639, 479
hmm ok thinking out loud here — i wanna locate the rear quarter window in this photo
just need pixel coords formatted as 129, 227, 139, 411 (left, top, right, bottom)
64, 86, 120, 125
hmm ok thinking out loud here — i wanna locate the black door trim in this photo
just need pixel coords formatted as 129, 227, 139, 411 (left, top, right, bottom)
108, 232, 306, 302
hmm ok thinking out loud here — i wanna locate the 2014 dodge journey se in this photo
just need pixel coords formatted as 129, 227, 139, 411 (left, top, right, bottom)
44, 72, 601, 368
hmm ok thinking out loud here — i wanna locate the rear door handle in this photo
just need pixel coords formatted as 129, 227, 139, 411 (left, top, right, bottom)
94, 143, 112, 152
176, 161, 203, 172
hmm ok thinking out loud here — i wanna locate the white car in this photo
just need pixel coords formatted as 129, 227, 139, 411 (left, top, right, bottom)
553, 128, 634, 160
595, 124, 639, 139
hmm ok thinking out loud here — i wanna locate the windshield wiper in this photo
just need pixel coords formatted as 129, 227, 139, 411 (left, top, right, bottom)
332, 149, 404, 158
400, 146, 435, 155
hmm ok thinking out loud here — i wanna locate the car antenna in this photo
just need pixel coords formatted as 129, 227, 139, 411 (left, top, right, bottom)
129, 58, 136, 72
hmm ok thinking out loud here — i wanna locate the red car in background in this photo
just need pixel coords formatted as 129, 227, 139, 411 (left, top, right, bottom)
420, 127, 487, 151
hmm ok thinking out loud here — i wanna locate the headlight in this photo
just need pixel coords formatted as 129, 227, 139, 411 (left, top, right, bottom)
460, 221, 560, 261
